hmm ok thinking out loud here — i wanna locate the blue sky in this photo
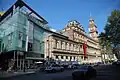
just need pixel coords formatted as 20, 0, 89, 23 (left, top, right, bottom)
0, 0, 120, 34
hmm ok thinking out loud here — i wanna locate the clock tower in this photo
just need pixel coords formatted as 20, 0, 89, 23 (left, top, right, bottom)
88, 16, 98, 40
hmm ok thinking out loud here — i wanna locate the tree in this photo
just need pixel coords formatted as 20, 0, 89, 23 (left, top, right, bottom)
104, 10, 120, 47
99, 10, 120, 59
99, 32, 112, 63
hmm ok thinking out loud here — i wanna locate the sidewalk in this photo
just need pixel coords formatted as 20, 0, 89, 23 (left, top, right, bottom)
0, 69, 36, 79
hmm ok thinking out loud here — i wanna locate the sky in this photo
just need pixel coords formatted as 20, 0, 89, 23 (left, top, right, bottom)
0, 0, 120, 34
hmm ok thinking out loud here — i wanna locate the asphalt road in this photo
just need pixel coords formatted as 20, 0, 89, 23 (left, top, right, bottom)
2, 65, 120, 80
92, 65, 120, 80
3, 70, 73, 80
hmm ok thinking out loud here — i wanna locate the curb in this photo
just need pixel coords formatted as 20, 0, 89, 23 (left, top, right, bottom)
0, 72, 36, 80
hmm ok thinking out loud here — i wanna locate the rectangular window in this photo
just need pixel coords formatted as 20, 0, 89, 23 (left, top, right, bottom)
80, 45, 82, 48
28, 42, 32, 51
18, 32, 22, 40
74, 56, 76, 60
8, 33, 13, 48
22, 41, 26, 49
56, 55, 58, 59
57, 41, 59, 49
8, 40, 12, 48
61, 56, 63, 59
41, 54, 44, 58
84, 56, 88, 60
66, 56, 68, 59
70, 56, 72, 60
81, 56, 83, 59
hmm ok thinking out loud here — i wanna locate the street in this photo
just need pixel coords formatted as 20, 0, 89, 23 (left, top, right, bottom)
92, 65, 120, 80
1, 65, 120, 80
2, 70, 73, 80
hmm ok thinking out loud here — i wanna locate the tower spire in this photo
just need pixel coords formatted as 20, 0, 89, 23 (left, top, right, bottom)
89, 12, 94, 22
90, 12, 92, 18
88, 15, 98, 41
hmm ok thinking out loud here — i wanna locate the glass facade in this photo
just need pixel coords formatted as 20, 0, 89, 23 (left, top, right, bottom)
0, 6, 48, 58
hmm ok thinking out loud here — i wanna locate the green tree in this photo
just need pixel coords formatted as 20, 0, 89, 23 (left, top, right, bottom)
99, 10, 120, 59
99, 32, 112, 63
104, 10, 120, 47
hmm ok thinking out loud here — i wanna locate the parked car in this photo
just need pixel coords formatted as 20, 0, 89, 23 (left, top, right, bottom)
45, 64, 64, 72
68, 64, 81, 69
72, 65, 96, 80
117, 60, 120, 65
112, 60, 120, 66
112, 61, 117, 65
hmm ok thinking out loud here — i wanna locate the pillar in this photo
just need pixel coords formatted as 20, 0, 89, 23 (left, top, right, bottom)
17, 51, 18, 70
20, 59, 21, 70
14, 51, 15, 61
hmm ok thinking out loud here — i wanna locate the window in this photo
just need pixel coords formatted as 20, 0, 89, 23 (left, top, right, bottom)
84, 56, 88, 60
80, 45, 82, 48
62, 42, 65, 49
81, 56, 83, 59
8, 40, 12, 48
74, 33, 76, 37
22, 41, 26, 49
66, 56, 68, 59
56, 55, 58, 59
28, 43, 32, 51
53, 39, 57, 49
8, 34, 12, 41
57, 41, 59, 49
41, 54, 44, 58
61, 56, 63, 59
73, 44, 76, 51
18, 32, 22, 40
70, 56, 72, 60
2, 43, 4, 51
71, 44, 73, 51
66, 43, 69, 50
74, 56, 76, 60
8, 33, 13, 48
47, 56, 49, 58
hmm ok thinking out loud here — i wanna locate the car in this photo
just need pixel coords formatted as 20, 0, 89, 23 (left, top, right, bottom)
112, 60, 120, 66
72, 65, 96, 80
68, 64, 82, 69
117, 60, 120, 65
112, 61, 117, 65
45, 64, 64, 73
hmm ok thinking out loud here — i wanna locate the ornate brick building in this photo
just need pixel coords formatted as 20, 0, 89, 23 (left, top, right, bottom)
44, 18, 101, 64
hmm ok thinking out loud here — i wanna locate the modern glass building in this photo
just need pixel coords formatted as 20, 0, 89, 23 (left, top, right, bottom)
0, 0, 54, 71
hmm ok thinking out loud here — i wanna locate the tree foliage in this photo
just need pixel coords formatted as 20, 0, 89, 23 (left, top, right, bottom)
98, 10, 120, 60
104, 10, 120, 47
99, 32, 111, 49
